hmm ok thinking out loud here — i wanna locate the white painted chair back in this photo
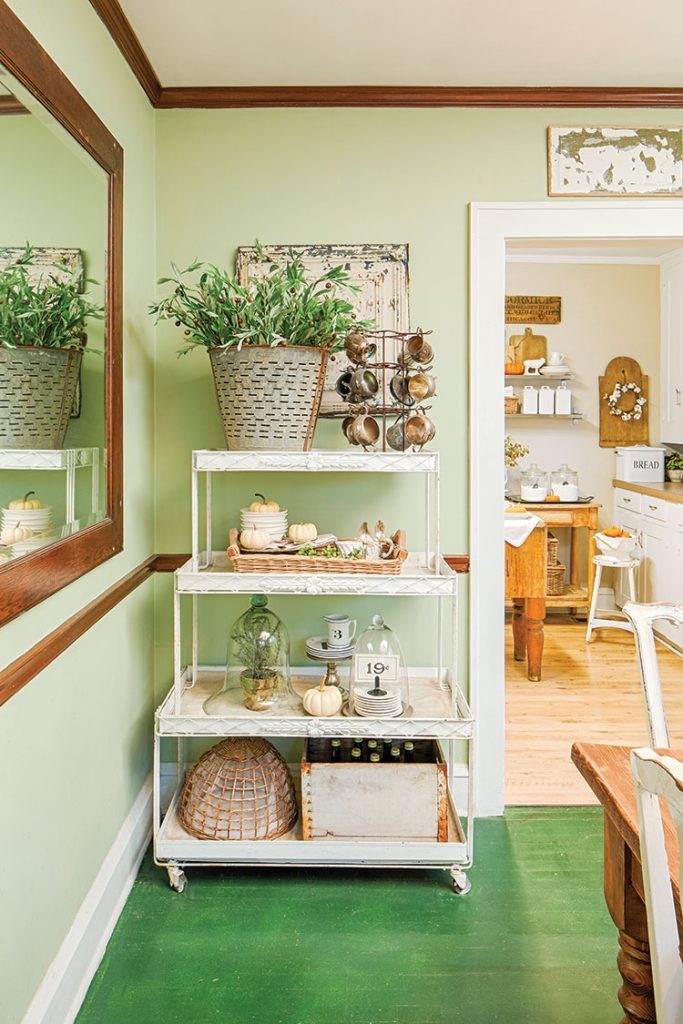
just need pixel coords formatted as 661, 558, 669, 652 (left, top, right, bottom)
624, 602, 683, 747
631, 748, 683, 1024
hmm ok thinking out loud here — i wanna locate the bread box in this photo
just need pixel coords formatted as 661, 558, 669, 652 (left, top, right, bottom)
615, 446, 665, 483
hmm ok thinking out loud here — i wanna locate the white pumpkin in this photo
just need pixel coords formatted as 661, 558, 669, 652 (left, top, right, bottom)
249, 493, 280, 512
8, 491, 44, 510
302, 682, 343, 717
0, 522, 33, 545
288, 522, 318, 544
239, 527, 271, 551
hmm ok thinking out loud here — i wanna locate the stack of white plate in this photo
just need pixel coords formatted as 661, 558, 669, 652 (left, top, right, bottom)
1, 504, 54, 539
306, 636, 354, 661
353, 686, 403, 718
239, 507, 288, 542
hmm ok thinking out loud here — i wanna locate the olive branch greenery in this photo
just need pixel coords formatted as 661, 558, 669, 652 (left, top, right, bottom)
0, 244, 104, 350
150, 242, 374, 355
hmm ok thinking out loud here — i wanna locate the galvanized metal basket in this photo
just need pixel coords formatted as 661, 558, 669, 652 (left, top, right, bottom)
208, 345, 328, 451
0, 346, 82, 449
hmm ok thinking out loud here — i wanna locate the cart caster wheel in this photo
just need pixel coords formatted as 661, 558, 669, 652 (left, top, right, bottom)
450, 868, 471, 896
167, 864, 187, 893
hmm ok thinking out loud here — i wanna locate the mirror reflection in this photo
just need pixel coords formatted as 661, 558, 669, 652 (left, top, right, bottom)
0, 67, 109, 565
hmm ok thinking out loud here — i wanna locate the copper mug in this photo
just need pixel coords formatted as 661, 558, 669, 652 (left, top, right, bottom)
405, 334, 433, 365
342, 415, 359, 445
389, 373, 415, 406
345, 332, 377, 365
335, 371, 354, 399
407, 372, 436, 402
347, 413, 380, 447
349, 368, 379, 400
405, 413, 436, 447
386, 419, 407, 451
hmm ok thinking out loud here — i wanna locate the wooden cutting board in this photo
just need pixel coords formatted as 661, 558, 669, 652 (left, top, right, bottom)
599, 356, 649, 447
508, 327, 548, 365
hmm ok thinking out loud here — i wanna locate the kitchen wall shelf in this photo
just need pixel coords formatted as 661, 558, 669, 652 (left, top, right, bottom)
505, 413, 584, 424
504, 373, 574, 383
153, 448, 473, 896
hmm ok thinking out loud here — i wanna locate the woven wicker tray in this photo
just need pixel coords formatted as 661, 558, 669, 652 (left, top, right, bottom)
227, 529, 407, 575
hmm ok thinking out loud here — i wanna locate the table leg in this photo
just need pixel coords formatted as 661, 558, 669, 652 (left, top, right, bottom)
512, 598, 526, 662
587, 528, 597, 610
570, 527, 579, 588
603, 816, 656, 1024
525, 597, 545, 682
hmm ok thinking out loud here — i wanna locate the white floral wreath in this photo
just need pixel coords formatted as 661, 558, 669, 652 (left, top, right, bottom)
604, 380, 647, 421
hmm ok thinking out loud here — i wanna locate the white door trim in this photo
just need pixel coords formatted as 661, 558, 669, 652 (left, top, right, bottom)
469, 200, 683, 817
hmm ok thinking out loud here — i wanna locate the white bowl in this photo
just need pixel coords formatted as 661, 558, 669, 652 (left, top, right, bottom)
595, 532, 637, 557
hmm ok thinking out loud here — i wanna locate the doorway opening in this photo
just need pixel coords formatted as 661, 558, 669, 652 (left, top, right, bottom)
469, 202, 683, 816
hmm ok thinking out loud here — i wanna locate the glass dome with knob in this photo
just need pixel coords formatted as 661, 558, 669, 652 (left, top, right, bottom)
349, 613, 411, 718
203, 595, 293, 714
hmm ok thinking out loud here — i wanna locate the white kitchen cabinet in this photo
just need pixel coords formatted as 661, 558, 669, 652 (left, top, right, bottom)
613, 487, 683, 648
660, 253, 683, 442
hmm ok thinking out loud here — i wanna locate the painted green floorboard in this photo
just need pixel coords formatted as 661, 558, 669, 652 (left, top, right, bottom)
77, 808, 619, 1024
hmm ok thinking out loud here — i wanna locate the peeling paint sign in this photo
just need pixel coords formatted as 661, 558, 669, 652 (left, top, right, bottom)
506, 295, 561, 325
548, 126, 683, 196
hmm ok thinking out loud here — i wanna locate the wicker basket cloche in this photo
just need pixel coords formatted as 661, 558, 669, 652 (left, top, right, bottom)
179, 737, 298, 841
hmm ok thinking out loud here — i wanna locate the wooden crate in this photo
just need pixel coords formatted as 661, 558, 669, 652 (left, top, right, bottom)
301, 740, 448, 843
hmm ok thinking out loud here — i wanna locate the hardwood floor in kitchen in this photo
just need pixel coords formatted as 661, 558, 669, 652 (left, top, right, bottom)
506, 620, 683, 805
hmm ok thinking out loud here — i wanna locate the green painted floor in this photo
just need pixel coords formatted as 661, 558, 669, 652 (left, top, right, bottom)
77, 809, 619, 1024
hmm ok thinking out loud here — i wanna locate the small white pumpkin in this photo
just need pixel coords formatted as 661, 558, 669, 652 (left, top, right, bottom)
288, 522, 318, 544
0, 522, 33, 545
239, 527, 271, 551
8, 491, 44, 510
249, 493, 280, 512
302, 681, 343, 717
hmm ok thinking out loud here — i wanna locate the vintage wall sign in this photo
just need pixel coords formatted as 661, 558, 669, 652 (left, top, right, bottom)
505, 295, 562, 325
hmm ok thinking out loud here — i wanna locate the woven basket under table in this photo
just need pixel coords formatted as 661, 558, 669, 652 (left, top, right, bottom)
179, 737, 298, 841
546, 562, 567, 596
547, 533, 559, 567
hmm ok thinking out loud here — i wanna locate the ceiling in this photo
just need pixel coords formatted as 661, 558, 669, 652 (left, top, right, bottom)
118, 0, 683, 88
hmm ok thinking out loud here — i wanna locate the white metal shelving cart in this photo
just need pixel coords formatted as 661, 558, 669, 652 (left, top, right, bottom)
0, 446, 100, 525
154, 449, 473, 894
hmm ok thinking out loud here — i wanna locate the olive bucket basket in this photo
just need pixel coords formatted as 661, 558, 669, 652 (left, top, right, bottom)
208, 345, 328, 451
0, 346, 82, 449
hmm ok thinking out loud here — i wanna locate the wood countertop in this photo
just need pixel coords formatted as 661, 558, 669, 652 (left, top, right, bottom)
613, 478, 683, 505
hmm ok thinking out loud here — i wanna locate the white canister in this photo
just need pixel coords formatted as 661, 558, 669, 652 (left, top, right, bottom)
538, 386, 555, 415
555, 383, 572, 415
522, 386, 538, 414
615, 446, 666, 483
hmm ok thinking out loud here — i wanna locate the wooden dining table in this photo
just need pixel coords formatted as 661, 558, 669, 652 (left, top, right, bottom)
505, 521, 547, 681
572, 741, 681, 1024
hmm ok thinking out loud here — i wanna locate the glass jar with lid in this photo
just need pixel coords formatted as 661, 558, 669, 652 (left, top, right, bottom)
550, 463, 579, 502
520, 463, 548, 503
203, 595, 292, 714
350, 613, 410, 718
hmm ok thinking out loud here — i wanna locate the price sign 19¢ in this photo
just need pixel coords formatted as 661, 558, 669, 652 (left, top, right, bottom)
353, 654, 399, 683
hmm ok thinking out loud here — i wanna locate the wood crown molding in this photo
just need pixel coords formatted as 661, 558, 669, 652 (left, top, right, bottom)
0, 551, 470, 708
155, 85, 683, 109
88, 0, 161, 105
78, 6, 683, 110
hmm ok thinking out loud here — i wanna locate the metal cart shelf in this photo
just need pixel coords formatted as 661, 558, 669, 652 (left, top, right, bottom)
154, 449, 473, 895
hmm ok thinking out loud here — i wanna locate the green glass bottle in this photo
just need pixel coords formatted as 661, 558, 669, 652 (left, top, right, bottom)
389, 746, 401, 763
369, 752, 381, 763
350, 746, 362, 762
403, 741, 415, 763
330, 739, 342, 762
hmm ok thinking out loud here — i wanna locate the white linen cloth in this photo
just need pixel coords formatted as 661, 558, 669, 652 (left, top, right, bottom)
504, 513, 543, 548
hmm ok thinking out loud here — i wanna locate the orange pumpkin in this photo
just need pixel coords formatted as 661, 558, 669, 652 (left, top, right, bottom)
506, 362, 524, 375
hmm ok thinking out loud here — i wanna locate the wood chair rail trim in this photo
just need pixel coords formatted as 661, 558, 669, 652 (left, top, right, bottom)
85, 3, 683, 110
0, 551, 470, 709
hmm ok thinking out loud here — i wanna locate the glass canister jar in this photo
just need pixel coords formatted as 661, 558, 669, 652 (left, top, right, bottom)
550, 463, 579, 502
520, 463, 548, 503
203, 595, 292, 714
350, 614, 410, 718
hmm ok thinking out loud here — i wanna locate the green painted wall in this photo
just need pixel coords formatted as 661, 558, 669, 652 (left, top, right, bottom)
0, 3, 156, 1022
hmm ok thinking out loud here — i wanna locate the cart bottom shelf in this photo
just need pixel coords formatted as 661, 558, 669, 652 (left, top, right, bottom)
155, 784, 468, 869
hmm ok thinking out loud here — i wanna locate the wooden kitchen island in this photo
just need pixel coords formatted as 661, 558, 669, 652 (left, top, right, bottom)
521, 501, 601, 613
505, 522, 547, 681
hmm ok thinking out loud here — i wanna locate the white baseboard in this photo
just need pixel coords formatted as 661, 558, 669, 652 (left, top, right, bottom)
23, 775, 152, 1024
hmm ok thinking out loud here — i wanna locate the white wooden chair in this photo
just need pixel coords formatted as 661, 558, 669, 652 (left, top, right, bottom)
631, 748, 683, 1024
623, 602, 683, 746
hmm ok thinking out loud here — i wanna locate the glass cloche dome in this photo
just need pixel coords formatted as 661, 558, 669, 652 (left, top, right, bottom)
350, 614, 410, 718
203, 595, 292, 714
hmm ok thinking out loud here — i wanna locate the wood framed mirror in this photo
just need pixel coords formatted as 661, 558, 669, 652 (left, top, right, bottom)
0, 2, 122, 625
